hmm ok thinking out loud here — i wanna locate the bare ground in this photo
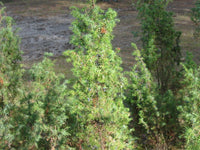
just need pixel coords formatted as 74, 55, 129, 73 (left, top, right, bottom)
4, 0, 199, 73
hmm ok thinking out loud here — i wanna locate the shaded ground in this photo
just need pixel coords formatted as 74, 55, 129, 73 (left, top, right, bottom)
4, 0, 199, 72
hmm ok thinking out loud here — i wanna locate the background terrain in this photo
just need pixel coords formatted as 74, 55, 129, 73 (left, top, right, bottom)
4, 0, 199, 73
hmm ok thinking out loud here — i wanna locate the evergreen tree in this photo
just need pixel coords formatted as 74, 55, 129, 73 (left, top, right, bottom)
128, 0, 184, 148
0, 4, 22, 107
127, 44, 173, 149
0, 5, 71, 148
9, 54, 71, 149
64, 1, 133, 149
178, 65, 200, 150
135, 0, 181, 93
0, 5, 23, 147
191, 0, 200, 38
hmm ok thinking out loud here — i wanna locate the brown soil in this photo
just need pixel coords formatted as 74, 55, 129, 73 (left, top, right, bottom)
4, 0, 199, 72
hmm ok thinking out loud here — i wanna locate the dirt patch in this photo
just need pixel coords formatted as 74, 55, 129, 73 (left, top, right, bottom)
4, 0, 199, 68
11, 14, 73, 61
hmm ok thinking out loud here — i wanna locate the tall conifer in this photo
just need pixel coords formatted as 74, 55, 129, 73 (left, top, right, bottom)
64, 0, 133, 149
135, 0, 181, 93
0, 5, 23, 147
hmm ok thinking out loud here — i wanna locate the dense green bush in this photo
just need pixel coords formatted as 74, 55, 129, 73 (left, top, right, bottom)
128, 0, 183, 149
126, 44, 160, 149
127, 44, 181, 149
0, 6, 71, 149
64, 0, 134, 149
135, 0, 181, 93
0, 5, 22, 108
10, 54, 71, 149
191, 0, 200, 38
178, 65, 200, 150
0, 5, 24, 148
1, 1, 200, 149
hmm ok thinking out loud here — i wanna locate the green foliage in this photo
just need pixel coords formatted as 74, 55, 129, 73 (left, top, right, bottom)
178, 65, 200, 150
183, 51, 197, 70
1, 54, 71, 149
135, 0, 181, 93
127, 44, 180, 149
128, 0, 184, 148
0, 8, 71, 148
127, 44, 158, 132
191, 0, 200, 38
64, 3, 134, 149
15, 55, 70, 149
1, 1, 200, 149
0, 5, 23, 108
126, 45, 158, 148
0, 5, 23, 148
